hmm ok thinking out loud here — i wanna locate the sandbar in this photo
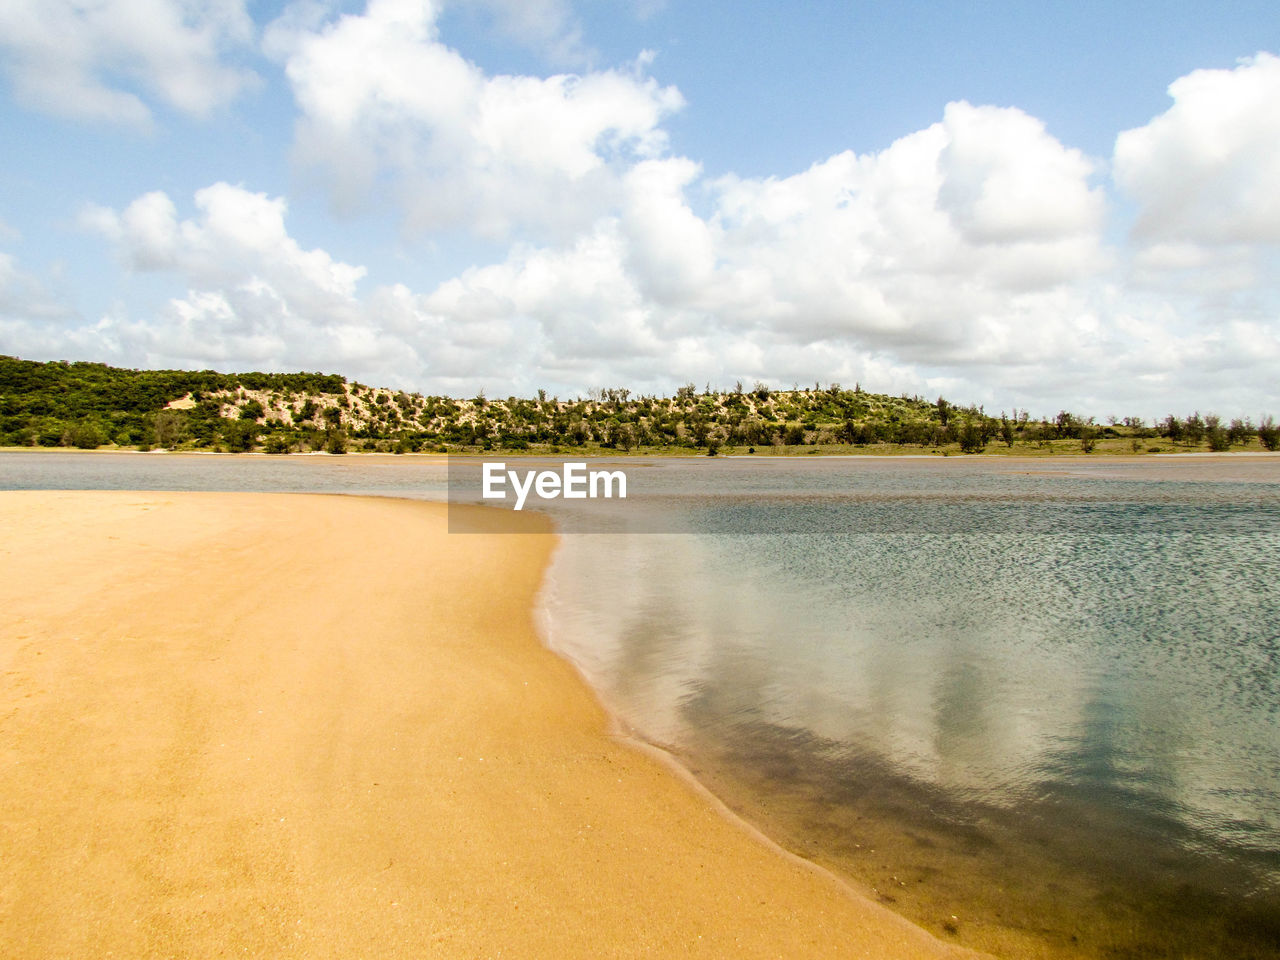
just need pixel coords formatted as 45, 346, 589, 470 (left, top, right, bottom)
0, 491, 982, 958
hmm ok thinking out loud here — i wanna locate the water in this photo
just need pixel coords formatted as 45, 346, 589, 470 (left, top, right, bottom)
6, 451, 1280, 958
0, 450, 450, 498
535, 456, 1280, 959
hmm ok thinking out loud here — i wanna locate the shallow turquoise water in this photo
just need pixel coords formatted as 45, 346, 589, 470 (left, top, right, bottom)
535, 457, 1280, 957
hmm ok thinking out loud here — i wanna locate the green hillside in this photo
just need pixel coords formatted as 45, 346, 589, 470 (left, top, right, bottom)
1, 356, 1274, 456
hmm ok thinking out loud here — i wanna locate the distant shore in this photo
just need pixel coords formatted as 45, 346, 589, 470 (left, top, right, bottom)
4, 443, 1280, 459
0, 491, 981, 959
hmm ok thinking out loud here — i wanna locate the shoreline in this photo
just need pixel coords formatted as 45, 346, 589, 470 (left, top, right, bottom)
0, 490, 982, 959
4, 444, 1280, 461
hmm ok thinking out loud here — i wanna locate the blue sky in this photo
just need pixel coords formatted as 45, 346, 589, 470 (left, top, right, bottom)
1, 0, 1277, 418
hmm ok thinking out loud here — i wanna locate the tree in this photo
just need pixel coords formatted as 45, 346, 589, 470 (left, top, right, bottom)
1055, 410, 1080, 439
1205, 415, 1229, 451
153, 409, 185, 449
1227, 418, 1253, 445
1257, 416, 1279, 451
1184, 412, 1206, 445
68, 421, 104, 449
221, 419, 257, 452
1000, 416, 1015, 447
958, 420, 985, 453
293, 399, 318, 424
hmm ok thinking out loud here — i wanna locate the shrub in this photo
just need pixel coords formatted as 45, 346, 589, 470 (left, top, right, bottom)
1258, 416, 1279, 451
221, 419, 257, 452
69, 422, 104, 449
153, 409, 185, 448
1227, 418, 1253, 445
958, 421, 986, 453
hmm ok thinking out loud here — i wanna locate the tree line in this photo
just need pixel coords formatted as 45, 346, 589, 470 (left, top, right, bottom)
1, 357, 1276, 456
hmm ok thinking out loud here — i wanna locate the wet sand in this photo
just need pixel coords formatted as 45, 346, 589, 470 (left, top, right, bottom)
0, 491, 982, 959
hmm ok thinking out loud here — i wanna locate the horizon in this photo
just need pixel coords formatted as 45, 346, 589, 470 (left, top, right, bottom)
0, 1, 1277, 421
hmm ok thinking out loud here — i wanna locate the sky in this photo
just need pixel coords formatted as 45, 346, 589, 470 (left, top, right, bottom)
0, 0, 1278, 419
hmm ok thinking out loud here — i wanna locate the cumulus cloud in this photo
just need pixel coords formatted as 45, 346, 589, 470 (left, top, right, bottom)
9, 32, 1277, 418
937, 102, 1104, 246
620, 157, 717, 305
331, 87, 1271, 415
0, 0, 257, 126
1110, 52, 1280, 367
1115, 53, 1280, 247
73, 183, 400, 373
706, 102, 1107, 354
85, 183, 366, 309
60, 182, 558, 388
267, 0, 683, 238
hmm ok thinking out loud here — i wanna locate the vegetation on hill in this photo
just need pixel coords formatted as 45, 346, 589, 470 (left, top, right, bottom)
1, 356, 1276, 456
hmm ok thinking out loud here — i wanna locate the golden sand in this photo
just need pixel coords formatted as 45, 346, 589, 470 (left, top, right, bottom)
0, 492, 983, 958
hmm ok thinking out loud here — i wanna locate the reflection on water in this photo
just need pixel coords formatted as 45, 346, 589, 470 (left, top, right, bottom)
540, 458, 1280, 959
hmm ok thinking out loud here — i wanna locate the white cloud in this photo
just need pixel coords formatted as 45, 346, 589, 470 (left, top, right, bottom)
620, 157, 716, 305
333, 88, 1270, 415
423, 221, 668, 365
0, 249, 109, 365
7, 33, 1278, 419
1110, 54, 1280, 371
1115, 53, 1280, 246
453, 0, 589, 65
936, 102, 1104, 245
0, 252, 73, 322
86, 183, 366, 309
708, 102, 1108, 350
0, 0, 257, 126
269, 0, 683, 238
58, 182, 572, 387
71, 183, 395, 373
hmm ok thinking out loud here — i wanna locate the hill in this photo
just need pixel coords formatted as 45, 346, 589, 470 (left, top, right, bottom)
0, 356, 1275, 456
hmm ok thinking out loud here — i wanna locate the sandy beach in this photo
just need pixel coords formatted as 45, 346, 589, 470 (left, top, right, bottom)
0, 491, 981, 959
